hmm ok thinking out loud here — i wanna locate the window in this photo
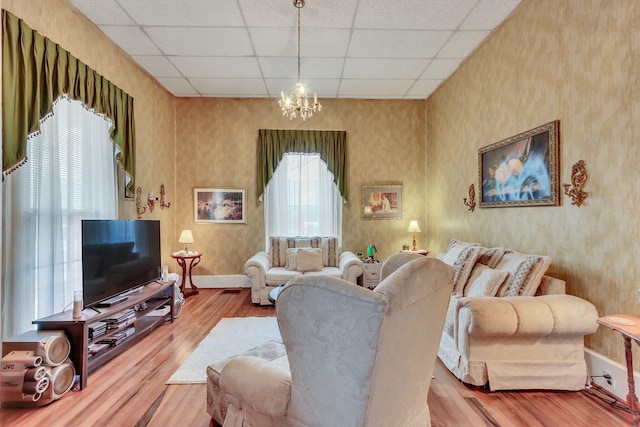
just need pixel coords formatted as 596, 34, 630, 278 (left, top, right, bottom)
2, 97, 117, 338
264, 153, 342, 249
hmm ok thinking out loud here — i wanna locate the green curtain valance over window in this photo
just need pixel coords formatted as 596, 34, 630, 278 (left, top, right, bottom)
258, 129, 348, 201
2, 11, 136, 192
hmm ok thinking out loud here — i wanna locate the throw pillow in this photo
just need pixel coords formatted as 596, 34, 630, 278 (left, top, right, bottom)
297, 248, 324, 272
285, 248, 299, 271
463, 264, 511, 297
494, 251, 551, 297
321, 237, 340, 267
441, 243, 482, 295
476, 246, 506, 268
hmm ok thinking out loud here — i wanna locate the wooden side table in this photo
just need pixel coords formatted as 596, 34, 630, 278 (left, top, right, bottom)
597, 314, 640, 426
401, 249, 429, 256
171, 251, 202, 298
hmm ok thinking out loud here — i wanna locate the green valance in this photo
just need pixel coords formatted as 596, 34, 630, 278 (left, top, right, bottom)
2, 10, 136, 193
257, 129, 347, 201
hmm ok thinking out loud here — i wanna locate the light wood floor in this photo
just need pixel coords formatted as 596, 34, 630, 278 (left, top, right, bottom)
0, 288, 632, 426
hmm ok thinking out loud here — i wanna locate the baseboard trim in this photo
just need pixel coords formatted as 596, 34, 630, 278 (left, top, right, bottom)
585, 348, 640, 400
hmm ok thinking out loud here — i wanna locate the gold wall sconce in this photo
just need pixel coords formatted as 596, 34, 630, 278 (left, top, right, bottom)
463, 184, 476, 212
148, 184, 171, 212
136, 186, 147, 219
563, 160, 588, 207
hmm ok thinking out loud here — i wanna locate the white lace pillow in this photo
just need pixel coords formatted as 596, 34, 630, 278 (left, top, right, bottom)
297, 248, 324, 272
463, 264, 510, 297
494, 251, 551, 296
441, 243, 482, 295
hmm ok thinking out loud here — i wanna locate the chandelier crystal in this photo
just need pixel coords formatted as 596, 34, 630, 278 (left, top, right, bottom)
278, 0, 322, 121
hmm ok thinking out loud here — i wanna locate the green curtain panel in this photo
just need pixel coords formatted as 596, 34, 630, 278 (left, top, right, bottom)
258, 129, 347, 201
2, 11, 136, 193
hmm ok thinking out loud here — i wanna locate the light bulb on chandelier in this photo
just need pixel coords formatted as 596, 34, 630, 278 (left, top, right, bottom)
278, 0, 322, 121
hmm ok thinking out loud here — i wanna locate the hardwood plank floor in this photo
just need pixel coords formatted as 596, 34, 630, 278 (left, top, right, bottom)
0, 289, 632, 426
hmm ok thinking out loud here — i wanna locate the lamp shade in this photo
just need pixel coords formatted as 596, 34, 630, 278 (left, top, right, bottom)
406, 220, 422, 233
178, 230, 194, 244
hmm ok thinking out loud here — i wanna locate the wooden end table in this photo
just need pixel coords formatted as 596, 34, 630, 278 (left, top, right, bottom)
597, 314, 640, 426
171, 251, 202, 298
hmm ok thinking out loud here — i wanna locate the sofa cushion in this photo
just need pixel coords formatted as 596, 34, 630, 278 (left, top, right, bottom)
303, 267, 342, 279
441, 243, 482, 295
494, 251, 551, 296
297, 248, 324, 272
464, 264, 510, 297
286, 248, 299, 271
266, 267, 302, 285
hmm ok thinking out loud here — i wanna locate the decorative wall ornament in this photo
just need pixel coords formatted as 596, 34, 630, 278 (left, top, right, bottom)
136, 186, 147, 219
563, 160, 588, 207
463, 184, 476, 212
148, 184, 171, 212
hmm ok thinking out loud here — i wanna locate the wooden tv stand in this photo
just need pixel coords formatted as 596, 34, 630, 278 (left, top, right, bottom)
32, 281, 174, 390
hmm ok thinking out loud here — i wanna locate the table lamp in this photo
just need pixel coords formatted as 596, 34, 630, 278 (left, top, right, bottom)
179, 229, 194, 254
406, 220, 422, 251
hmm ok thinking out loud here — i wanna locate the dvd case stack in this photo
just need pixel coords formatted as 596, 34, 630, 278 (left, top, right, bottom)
105, 309, 136, 331
88, 321, 107, 340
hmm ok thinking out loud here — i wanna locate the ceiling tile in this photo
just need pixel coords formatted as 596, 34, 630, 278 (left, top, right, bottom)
407, 79, 443, 98
259, 57, 345, 79
189, 78, 269, 97
421, 58, 464, 79
250, 28, 351, 57
240, 0, 358, 29
348, 30, 452, 58
460, 0, 522, 30
343, 58, 429, 79
132, 56, 182, 78
144, 27, 253, 56
99, 25, 161, 55
170, 57, 262, 79
354, 0, 476, 30
68, 0, 134, 25
117, 0, 244, 26
438, 30, 490, 58
267, 79, 340, 98
156, 77, 198, 95
338, 79, 415, 98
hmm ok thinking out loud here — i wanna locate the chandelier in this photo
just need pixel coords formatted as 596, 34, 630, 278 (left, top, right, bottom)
279, 0, 322, 121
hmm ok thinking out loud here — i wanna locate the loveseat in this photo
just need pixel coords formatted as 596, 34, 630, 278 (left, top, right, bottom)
244, 236, 364, 305
436, 239, 599, 391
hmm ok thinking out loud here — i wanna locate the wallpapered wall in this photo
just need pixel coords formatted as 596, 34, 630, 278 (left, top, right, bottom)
175, 98, 426, 275
3, 0, 178, 266
426, 0, 640, 368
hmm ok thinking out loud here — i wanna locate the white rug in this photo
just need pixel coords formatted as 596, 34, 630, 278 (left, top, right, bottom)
166, 316, 281, 384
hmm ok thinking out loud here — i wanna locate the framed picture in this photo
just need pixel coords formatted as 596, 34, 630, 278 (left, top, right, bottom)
194, 188, 246, 223
362, 185, 403, 220
479, 120, 560, 208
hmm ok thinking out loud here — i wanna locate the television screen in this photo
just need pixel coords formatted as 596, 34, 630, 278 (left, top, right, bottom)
81, 219, 161, 309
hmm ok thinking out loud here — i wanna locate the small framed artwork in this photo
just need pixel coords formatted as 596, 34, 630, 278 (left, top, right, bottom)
362, 185, 403, 220
479, 120, 560, 208
194, 188, 246, 223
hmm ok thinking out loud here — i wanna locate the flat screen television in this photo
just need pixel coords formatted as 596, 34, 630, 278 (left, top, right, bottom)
81, 219, 161, 309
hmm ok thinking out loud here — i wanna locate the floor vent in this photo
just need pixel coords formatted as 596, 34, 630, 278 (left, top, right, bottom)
221, 289, 243, 294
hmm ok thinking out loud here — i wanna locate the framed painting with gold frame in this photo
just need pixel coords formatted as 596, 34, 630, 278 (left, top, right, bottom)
362, 185, 403, 220
194, 188, 246, 223
479, 121, 560, 208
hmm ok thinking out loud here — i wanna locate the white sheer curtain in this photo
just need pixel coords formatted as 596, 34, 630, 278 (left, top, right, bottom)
2, 97, 117, 338
264, 153, 342, 250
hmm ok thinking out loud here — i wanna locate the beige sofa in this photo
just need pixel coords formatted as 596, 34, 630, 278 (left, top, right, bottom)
208, 254, 454, 426
244, 236, 364, 305
436, 240, 599, 391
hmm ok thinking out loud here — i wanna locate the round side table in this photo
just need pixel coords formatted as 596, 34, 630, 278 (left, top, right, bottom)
171, 251, 202, 298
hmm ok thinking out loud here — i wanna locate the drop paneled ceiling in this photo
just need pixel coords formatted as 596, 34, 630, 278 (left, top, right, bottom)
68, 0, 521, 99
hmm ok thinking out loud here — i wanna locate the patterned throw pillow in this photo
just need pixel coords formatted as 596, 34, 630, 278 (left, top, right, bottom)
476, 246, 506, 268
441, 243, 482, 295
494, 251, 551, 296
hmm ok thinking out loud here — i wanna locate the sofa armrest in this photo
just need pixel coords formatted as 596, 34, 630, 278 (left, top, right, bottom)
244, 252, 269, 285
338, 251, 365, 284
220, 356, 291, 417
457, 294, 599, 338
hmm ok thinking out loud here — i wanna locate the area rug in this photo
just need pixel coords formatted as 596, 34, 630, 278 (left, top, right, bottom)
166, 316, 281, 384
